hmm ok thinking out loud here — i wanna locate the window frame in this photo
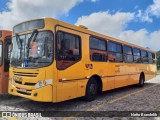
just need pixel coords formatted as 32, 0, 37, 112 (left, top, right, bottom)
152, 53, 156, 64
89, 36, 108, 62
89, 36, 107, 51
108, 41, 123, 63
56, 30, 82, 70
148, 52, 155, 64
123, 45, 133, 55
11, 30, 54, 69
133, 48, 141, 63
123, 45, 133, 63
141, 50, 149, 64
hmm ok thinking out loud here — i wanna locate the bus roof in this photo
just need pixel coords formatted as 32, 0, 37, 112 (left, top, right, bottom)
13, 17, 156, 53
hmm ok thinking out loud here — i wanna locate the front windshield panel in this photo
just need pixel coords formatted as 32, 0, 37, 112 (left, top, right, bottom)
11, 31, 54, 68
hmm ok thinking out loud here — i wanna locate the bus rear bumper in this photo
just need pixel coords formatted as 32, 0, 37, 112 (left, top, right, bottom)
8, 83, 53, 102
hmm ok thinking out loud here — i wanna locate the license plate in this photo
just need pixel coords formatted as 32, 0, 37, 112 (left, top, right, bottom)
19, 88, 26, 92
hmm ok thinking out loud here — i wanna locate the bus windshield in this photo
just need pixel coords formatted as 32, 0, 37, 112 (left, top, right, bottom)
11, 31, 53, 68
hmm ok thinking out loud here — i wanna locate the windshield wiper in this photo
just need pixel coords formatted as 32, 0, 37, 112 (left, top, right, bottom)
16, 34, 21, 49
26, 29, 39, 59
16, 34, 23, 60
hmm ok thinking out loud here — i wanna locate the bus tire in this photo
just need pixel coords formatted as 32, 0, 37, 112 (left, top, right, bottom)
138, 74, 145, 87
83, 77, 97, 101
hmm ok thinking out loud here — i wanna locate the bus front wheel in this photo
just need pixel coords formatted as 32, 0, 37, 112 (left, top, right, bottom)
83, 77, 98, 101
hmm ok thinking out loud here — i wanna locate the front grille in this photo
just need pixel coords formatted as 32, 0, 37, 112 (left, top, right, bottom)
15, 81, 22, 84
14, 71, 38, 77
15, 81, 36, 86
25, 82, 36, 86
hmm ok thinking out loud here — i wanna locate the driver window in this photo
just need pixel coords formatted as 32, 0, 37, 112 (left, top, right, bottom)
57, 31, 81, 70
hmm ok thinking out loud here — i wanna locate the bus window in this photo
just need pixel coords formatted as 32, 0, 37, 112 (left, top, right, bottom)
0, 41, 2, 66
57, 31, 81, 70
152, 53, 155, 64
141, 50, 148, 63
90, 37, 107, 61
123, 45, 133, 63
133, 48, 141, 63
148, 52, 154, 64
108, 41, 123, 62
4, 38, 11, 72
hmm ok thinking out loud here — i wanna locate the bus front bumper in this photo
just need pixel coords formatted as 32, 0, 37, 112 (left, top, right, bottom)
8, 83, 53, 102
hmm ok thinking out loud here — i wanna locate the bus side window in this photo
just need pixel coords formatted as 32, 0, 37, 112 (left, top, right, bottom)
152, 53, 156, 64
89, 37, 107, 62
133, 48, 141, 63
148, 52, 155, 64
141, 50, 148, 64
4, 38, 11, 72
56, 31, 81, 70
108, 41, 123, 62
123, 45, 133, 63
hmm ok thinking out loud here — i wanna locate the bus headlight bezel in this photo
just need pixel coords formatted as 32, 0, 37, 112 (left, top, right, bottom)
35, 79, 52, 89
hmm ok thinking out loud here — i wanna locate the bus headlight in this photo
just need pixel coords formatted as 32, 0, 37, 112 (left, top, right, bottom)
35, 79, 52, 89
9, 78, 14, 85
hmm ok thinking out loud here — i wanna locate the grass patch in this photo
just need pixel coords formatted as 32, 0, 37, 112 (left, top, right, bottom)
157, 70, 160, 74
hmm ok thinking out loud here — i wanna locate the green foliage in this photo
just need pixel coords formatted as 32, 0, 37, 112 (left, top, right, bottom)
157, 51, 160, 59
157, 51, 160, 56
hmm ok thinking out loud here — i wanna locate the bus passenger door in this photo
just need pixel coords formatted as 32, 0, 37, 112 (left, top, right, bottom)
3, 36, 11, 93
56, 26, 85, 102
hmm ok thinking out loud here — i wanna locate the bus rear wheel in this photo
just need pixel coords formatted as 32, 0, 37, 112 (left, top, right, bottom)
138, 74, 145, 87
83, 77, 97, 101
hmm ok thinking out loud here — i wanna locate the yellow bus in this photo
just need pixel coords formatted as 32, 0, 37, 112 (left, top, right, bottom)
8, 18, 157, 102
